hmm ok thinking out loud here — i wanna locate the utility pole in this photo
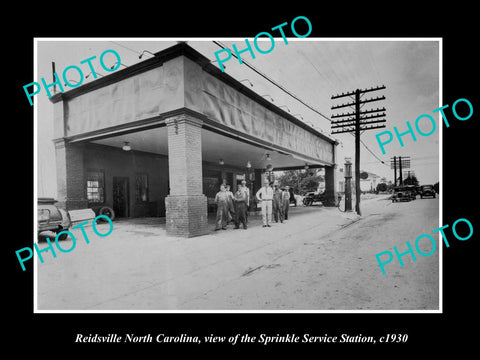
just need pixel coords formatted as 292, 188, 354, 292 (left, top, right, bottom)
331, 85, 386, 216
354, 90, 361, 215
393, 156, 397, 186
390, 156, 410, 186
404, 170, 415, 179
399, 156, 403, 186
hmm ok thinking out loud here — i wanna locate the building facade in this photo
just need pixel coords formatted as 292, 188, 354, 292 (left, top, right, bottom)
51, 43, 338, 237
360, 171, 381, 192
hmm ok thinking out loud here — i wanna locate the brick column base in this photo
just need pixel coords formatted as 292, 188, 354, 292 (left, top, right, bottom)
323, 166, 337, 207
54, 139, 88, 211
165, 195, 209, 237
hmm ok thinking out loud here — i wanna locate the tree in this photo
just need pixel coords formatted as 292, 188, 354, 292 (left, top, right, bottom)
403, 175, 419, 186
276, 169, 324, 194
376, 183, 388, 192
386, 181, 394, 192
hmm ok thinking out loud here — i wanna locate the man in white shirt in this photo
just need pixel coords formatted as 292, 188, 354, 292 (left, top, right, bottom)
256, 182, 274, 227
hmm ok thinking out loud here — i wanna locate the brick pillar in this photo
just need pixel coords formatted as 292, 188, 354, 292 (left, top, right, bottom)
323, 166, 337, 207
54, 139, 88, 210
165, 114, 208, 237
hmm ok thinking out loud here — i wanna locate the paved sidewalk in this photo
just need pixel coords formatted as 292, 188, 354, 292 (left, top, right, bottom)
36, 204, 360, 311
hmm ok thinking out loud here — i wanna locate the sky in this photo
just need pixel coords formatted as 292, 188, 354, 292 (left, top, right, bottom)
35, 38, 440, 197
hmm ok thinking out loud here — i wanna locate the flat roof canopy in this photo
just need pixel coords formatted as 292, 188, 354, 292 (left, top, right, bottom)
54, 43, 336, 168
91, 126, 319, 170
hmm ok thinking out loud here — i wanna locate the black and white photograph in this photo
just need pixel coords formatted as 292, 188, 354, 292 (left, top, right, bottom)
8, 8, 478, 354
33, 38, 441, 311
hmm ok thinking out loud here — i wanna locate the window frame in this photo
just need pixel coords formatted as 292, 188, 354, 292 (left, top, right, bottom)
86, 169, 105, 204
135, 172, 149, 203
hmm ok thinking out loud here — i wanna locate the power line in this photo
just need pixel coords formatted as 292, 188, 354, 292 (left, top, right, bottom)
359, 137, 389, 166
296, 47, 337, 98
410, 155, 439, 160
212, 41, 332, 123
109, 41, 142, 56
344, 132, 389, 167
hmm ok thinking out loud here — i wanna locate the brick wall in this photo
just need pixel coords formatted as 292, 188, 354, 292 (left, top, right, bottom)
165, 114, 208, 237
324, 166, 337, 206
166, 114, 203, 196
55, 140, 88, 210
83, 143, 169, 217
165, 195, 208, 237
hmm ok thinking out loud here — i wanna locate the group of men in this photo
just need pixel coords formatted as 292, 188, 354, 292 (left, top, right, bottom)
214, 180, 250, 231
214, 180, 291, 231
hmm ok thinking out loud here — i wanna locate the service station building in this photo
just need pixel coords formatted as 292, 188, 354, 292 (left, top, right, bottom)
51, 43, 338, 237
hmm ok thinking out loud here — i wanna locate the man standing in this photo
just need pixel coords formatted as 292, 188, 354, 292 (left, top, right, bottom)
214, 184, 229, 230
234, 187, 248, 229
256, 181, 274, 227
272, 184, 284, 223
282, 186, 291, 220
241, 180, 250, 223
225, 184, 235, 224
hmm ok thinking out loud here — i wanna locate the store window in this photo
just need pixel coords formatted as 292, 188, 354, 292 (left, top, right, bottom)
86, 170, 105, 203
203, 169, 222, 200
135, 173, 149, 202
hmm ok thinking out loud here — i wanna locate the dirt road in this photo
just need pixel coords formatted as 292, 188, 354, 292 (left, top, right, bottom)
181, 196, 440, 310
36, 195, 439, 311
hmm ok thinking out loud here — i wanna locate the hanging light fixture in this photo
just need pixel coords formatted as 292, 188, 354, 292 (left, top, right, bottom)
246, 160, 251, 168
266, 153, 271, 162
122, 142, 131, 151
304, 163, 309, 170
219, 158, 225, 165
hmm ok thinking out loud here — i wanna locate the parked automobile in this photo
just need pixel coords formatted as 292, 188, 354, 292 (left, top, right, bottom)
303, 191, 326, 206
391, 186, 415, 202
405, 185, 417, 200
37, 197, 71, 240
420, 184, 436, 199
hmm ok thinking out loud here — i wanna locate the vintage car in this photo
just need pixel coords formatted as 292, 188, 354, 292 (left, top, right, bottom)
37, 198, 71, 240
420, 184, 436, 199
405, 185, 417, 199
302, 191, 326, 206
391, 186, 415, 202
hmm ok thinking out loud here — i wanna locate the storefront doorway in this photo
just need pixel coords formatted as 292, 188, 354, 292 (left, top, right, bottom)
113, 176, 130, 218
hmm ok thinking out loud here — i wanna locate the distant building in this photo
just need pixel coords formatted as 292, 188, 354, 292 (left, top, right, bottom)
360, 171, 381, 192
